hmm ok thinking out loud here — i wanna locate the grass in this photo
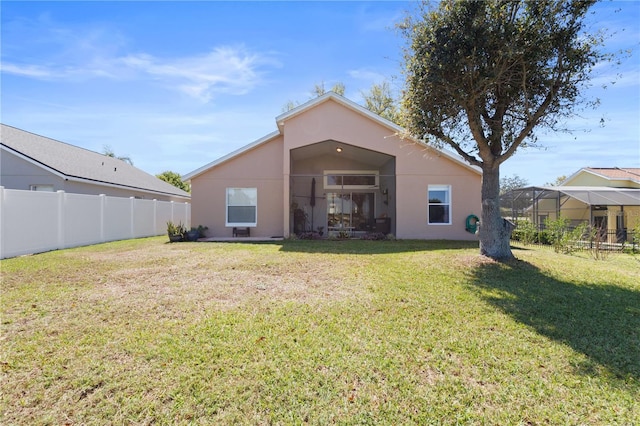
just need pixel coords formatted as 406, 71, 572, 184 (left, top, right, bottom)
1, 237, 638, 424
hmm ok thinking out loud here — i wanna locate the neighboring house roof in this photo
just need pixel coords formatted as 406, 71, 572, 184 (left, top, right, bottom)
1, 124, 190, 199
512, 185, 640, 206
562, 167, 640, 186
183, 92, 481, 181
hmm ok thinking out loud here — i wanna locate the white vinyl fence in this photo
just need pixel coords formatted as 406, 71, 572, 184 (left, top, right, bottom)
0, 187, 190, 259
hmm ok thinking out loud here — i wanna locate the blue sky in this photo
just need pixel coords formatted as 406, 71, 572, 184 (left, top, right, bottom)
1, 1, 638, 186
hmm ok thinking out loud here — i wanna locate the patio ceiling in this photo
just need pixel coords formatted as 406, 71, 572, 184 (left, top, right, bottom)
290, 140, 394, 169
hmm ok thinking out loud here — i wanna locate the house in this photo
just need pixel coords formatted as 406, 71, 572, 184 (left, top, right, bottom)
505, 167, 640, 243
1, 124, 190, 202
183, 93, 482, 240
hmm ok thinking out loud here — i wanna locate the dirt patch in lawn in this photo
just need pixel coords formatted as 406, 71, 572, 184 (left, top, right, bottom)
79, 243, 368, 321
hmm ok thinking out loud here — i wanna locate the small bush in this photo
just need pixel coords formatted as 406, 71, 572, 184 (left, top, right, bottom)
360, 232, 388, 240
298, 231, 322, 240
543, 217, 588, 254
513, 221, 537, 245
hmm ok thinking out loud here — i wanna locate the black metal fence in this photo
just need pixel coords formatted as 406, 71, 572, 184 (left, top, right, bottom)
511, 223, 639, 252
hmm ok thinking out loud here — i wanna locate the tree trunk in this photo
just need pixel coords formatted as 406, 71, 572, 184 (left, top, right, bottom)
479, 166, 514, 260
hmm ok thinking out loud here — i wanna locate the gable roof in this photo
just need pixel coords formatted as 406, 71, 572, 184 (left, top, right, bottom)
1, 124, 190, 199
583, 167, 640, 184
184, 92, 481, 180
563, 167, 640, 186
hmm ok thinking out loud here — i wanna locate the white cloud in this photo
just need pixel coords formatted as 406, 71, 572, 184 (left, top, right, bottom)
348, 68, 387, 84
2, 24, 280, 102
120, 46, 280, 102
0, 63, 54, 78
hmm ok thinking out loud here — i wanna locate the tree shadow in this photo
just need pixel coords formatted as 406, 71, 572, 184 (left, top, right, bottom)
469, 259, 640, 379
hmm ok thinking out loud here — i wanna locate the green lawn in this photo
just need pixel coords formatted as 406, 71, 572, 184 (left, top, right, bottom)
1, 238, 638, 424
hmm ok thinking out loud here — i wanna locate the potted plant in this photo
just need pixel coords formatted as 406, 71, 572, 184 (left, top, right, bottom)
196, 225, 208, 238
167, 221, 186, 242
185, 227, 200, 242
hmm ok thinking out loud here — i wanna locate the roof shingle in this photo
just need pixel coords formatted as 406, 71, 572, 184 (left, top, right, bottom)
1, 124, 190, 198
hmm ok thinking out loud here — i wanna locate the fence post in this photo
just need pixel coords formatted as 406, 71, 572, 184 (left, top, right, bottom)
99, 194, 106, 243
57, 190, 65, 250
153, 199, 158, 235
130, 197, 136, 238
0, 186, 4, 259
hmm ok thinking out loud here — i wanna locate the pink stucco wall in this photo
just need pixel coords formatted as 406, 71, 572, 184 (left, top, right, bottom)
189, 96, 482, 240
190, 135, 284, 237
281, 98, 481, 240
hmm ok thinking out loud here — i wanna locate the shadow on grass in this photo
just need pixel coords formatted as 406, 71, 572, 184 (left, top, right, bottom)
278, 239, 479, 255
470, 260, 640, 379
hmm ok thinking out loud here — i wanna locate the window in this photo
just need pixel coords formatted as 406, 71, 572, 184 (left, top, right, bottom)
428, 185, 451, 224
226, 188, 257, 227
30, 184, 54, 192
324, 170, 379, 189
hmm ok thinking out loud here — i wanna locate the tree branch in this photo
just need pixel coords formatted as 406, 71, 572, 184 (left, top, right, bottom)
429, 128, 483, 167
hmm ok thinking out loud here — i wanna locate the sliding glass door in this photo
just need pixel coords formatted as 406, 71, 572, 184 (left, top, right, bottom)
327, 192, 375, 231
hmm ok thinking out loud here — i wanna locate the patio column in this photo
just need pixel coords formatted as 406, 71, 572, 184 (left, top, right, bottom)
606, 207, 618, 244
283, 173, 290, 238
283, 147, 291, 238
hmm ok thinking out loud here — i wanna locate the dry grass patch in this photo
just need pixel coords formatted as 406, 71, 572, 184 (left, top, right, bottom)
83, 243, 368, 318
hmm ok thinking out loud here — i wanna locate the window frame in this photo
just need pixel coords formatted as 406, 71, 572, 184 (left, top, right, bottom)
225, 187, 258, 227
323, 170, 379, 190
30, 184, 54, 192
427, 185, 452, 225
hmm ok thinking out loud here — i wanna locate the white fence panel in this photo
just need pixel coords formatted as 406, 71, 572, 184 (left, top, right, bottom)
0, 189, 60, 257
63, 192, 102, 248
172, 201, 190, 228
103, 196, 134, 242
0, 187, 190, 259
156, 201, 174, 234
133, 199, 156, 238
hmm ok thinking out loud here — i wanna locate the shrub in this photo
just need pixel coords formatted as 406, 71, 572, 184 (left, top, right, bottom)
513, 221, 537, 245
543, 217, 587, 254
298, 231, 322, 240
360, 232, 388, 240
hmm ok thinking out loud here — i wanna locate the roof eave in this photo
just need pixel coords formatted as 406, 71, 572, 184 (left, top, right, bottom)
2, 144, 190, 199
64, 175, 191, 199
1, 143, 68, 180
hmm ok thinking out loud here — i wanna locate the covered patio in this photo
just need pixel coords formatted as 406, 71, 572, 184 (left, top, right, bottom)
289, 140, 396, 238
502, 186, 640, 243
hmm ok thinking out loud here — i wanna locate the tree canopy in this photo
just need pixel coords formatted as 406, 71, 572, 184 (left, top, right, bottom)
103, 145, 133, 165
156, 171, 190, 193
361, 81, 400, 124
401, 0, 606, 259
545, 175, 568, 186
500, 175, 529, 195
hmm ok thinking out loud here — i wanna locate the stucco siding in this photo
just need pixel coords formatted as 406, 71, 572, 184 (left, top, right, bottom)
283, 100, 403, 158
190, 136, 284, 237
189, 95, 482, 241
0, 150, 65, 190
396, 173, 481, 240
